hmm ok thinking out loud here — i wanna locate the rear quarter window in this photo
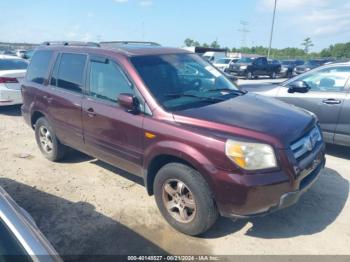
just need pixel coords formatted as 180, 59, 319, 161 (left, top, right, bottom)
26, 50, 54, 84
51, 53, 87, 93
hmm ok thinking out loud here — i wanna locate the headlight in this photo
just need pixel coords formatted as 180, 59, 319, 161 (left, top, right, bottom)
240, 65, 247, 70
225, 139, 277, 170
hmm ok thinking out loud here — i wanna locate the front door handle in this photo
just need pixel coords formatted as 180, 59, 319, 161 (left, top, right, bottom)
322, 99, 341, 105
85, 107, 96, 117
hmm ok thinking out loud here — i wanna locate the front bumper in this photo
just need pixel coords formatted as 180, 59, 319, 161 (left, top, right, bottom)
214, 142, 326, 218
227, 68, 247, 76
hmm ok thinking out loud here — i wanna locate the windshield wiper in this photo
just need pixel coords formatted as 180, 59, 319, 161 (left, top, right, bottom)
164, 93, 226, 102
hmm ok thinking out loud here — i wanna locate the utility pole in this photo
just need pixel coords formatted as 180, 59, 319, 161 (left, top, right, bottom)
267, 0, 277, 59
238, 20, 250, 48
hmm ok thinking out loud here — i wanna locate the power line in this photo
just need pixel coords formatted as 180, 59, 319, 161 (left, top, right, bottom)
237, 20, 250, 48
267, 0, 277, 59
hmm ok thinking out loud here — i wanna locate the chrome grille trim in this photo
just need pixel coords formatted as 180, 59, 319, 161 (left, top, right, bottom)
291, 126, 322, 160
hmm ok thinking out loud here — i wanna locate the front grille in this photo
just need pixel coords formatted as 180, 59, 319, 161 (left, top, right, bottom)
291, 126, 322, 160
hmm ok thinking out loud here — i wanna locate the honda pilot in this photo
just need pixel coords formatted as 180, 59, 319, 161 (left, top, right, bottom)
21, 42, 326, 235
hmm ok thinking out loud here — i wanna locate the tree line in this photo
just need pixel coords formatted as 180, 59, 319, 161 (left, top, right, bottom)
184, 37, 350, 59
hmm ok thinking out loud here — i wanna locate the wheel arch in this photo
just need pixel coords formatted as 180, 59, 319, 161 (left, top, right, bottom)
143, 142, 217, 196
31, 110, 46, 129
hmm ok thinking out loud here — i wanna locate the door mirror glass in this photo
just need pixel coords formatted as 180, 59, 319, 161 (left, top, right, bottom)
117, 93, 139, 113
288, 80, 310, 93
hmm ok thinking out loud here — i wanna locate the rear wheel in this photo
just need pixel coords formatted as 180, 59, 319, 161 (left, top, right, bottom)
35, 117, 66, 162
154, 163, 218, 236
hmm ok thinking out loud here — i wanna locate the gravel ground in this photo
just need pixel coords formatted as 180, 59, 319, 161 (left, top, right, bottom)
0, 102, 349, 256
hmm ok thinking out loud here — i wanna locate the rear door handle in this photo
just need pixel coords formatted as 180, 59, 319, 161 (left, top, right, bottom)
43, 96, 53, 103
322, 99, 341, 105
85, 107, 96, 117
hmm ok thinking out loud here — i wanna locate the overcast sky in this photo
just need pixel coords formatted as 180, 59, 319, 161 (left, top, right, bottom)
0, 0, 349, 51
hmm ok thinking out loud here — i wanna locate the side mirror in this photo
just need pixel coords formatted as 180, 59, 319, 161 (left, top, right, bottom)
117, 93, 139, 113
288, 80, 310, 93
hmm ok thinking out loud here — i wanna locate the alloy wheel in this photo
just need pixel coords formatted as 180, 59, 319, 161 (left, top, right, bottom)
162, 179, 197, 223
39, 126, 53, 153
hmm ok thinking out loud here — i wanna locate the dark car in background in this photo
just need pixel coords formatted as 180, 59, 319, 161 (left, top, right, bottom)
294, 59, 327, 75
279, 60, 304, 78
21, 42, 325, 236
0, 186, 60, 261
228, 56, 281, 79
249, 62, 350, 147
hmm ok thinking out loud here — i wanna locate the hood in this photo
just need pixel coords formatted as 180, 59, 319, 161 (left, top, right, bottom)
173, 93, 315, 148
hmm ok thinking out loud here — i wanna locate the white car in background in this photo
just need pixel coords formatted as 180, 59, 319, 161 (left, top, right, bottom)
213, 57, 239, 72
16, 49, 27, 58
0, 55, 28, 106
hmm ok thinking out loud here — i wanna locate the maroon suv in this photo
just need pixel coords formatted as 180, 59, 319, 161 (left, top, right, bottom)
21, 42, 326, 235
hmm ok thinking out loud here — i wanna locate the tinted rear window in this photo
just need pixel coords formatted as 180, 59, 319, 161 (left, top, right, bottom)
26, 51, 54, 84
51, 53, 87, 93
0, 59, 28, 70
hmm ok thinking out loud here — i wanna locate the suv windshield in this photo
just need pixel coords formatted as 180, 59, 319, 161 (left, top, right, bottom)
131, 53, 242, 111
237, 57, 253, 63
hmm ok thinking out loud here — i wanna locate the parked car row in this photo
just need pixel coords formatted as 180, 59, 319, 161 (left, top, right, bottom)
213, 56, 337, 80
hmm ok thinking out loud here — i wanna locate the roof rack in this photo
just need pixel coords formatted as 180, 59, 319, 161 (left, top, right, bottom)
41, 41, 100, 47
100, 41, 161, 47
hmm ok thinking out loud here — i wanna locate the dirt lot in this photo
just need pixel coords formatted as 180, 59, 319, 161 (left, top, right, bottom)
0, 104, 349, 256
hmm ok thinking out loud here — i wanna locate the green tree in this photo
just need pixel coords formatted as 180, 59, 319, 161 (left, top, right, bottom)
301, 37, 314, 54
184, 38, 195, 47
210, 40, 220, 48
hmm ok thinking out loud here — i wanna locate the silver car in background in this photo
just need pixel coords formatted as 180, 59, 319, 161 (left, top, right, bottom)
247, 62, 350, 147
0, 186, 61, 261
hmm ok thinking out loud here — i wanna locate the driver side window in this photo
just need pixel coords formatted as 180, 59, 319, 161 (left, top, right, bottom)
89, 59, 133, 103
293, 66, 350, 92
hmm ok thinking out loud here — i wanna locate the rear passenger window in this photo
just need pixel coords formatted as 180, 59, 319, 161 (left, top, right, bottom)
89, 59, 132, 103
51, 53, 87, 93
26, 50, 53, 84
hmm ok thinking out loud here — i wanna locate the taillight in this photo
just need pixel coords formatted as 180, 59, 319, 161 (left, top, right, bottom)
0, 77, 19, 84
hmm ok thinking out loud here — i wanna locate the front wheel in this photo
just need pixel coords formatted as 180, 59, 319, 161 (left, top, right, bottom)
35, 117, 66, 162
246, 71, 253, 80
154, 163, 218, 236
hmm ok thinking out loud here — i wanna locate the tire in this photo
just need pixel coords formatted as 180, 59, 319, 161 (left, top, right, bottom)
153, 163, 218, 236
35, 117, 66, 162
270, 72, 277, 79
246, 71, 253, 80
